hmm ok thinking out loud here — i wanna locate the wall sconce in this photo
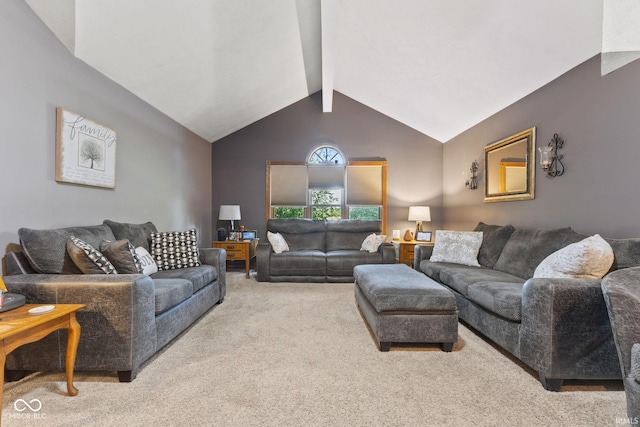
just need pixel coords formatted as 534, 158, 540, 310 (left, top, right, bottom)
464, 161, 479, 190
538, 133, 565, 178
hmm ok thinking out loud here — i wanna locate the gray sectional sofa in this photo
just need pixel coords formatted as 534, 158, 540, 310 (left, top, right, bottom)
256, 219, 394, 282
2, 220, 226, 382
414, 222, 640, 391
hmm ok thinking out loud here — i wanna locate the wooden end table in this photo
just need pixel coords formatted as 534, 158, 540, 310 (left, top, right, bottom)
391, 240, 434, 266
213, 239, 259, 278
0, 303, 85, 419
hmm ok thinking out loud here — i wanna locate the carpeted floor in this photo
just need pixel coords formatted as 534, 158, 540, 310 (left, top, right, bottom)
1, 272, 627, 426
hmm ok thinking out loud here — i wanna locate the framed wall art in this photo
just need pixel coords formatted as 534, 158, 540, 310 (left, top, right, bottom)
55, 107, 117, 189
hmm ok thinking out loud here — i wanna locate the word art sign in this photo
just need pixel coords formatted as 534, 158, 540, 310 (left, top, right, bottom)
55, 107, 117, 188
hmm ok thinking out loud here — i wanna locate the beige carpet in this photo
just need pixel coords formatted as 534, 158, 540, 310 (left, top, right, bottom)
2, 272, 627, 426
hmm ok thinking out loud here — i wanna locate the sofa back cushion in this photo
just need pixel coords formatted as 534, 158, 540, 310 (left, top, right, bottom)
267, 218, 326, 251
473, 222, 515, 269
19, 224, 116, 274
563, 230, 640, 272
103, 220, 157, 251
493, 226, 572, 279
326, 220, 382, 252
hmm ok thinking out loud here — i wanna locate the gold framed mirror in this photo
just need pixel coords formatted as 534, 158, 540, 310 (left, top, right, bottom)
484, 127, 535, 202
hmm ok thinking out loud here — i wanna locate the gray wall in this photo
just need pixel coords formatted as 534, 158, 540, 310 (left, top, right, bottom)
212, 92, 443, 240
443, 54, 640, 238
0, 0, 213, 258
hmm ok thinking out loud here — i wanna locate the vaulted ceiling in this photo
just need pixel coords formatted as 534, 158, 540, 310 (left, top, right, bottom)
25, 1, 606, 143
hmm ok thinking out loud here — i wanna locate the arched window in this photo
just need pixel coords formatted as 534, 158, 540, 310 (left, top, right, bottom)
307, 145, 345, 165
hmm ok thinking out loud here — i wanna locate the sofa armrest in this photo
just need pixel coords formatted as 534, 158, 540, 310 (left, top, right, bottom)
199, 248, 226, 299
379, 242, 395, 263
519, 277, 620, 382
413, 244, 434, 270
2, 273, 157, 372
256, 243, 272, 282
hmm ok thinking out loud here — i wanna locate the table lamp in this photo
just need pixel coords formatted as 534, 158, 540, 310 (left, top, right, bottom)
408, 206, 431, 237
219, 205, 241, 235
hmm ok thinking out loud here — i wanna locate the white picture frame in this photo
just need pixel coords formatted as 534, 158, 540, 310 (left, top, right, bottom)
55, 107, 117, 189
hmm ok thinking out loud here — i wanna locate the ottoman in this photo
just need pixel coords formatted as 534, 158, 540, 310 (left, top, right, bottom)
353, 264, 458, 352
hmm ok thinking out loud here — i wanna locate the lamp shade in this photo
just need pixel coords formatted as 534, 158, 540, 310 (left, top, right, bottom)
408, 206, 431, 222
219, 205, 241, 221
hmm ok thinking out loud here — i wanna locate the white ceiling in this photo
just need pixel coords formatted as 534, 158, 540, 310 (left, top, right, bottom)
25, 0, 605, 143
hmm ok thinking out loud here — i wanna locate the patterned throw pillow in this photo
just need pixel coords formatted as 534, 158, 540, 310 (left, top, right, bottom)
360, 233, 387, 253
150, 228, 201, 270
429, 230, 483, 267
267, 231, 289, 254
67, 236, 118, 274
135, 247, 159, 275
99, 239, 143, 274
533, 234, 614, 279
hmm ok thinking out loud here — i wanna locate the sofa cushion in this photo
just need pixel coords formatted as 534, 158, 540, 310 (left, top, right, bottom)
269, 250, 326, 276
267, 217, 326, 251
428, 262, 524, 296
564, 230, 640, 272
103, 220, 157, 251
19, 224, 116, 274
326, 220, 382, 252
533, 234, 614, 279
430, 230, 482, 267
99, 239, 142, 274
153, 278, 194, 315
67, 236, 118, 274
474, 222, 515, 269
150, 229, 201, 271
151, 265, 216, 293
493, 227, 572, 279
467, 282, 525, 321
326, 250, 383, 277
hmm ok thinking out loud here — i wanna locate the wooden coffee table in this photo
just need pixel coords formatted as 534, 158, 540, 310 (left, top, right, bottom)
0, 304, 85, 419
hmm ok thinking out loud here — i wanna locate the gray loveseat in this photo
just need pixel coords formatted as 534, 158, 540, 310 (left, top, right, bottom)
256, 219, 394, 282
2, 220, 226, 382
414, 222, 640, 391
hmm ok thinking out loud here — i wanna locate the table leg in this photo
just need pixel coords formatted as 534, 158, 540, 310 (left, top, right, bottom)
0, 350, 6, 422
65, 314, 81, 396
245, 257, 250, 278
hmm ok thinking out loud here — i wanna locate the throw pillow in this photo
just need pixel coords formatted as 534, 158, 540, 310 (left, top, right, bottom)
429, 230, 483, 267
360, 233, 386, 253
135, 247, 158, 275
67, 236, 118, 274
99, 239, 143, 274
150, 228, 201, 270
267, 231, 289, 254
533, 234, 614, 279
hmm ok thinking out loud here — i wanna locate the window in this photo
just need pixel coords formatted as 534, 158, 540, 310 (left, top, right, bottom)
308, 145, 345, 165
266, 146, 387, 233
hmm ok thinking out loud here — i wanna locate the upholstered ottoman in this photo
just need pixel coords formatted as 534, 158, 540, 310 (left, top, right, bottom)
353, 264, 458, 351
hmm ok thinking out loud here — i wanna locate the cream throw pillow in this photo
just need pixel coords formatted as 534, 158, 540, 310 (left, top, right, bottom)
360, 233, 386, 253
533, 234, 614, 279
267, 231, 289, 254
429, 230, 483, 267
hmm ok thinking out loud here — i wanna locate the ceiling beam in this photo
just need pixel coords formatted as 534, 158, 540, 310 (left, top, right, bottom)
321, 0, 336, 112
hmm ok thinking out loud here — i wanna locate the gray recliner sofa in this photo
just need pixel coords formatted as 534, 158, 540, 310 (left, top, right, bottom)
414, 222, 640, 391
2, 220, 226, 382
256, 219, 394, 282
602, 267, 640, 419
